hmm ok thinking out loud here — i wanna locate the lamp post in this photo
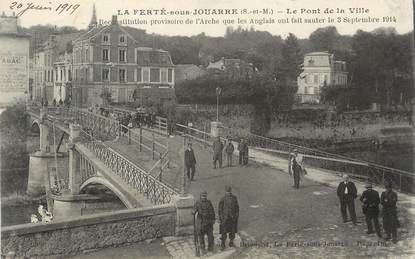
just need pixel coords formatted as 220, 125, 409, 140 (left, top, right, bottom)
215, 86, 221, 122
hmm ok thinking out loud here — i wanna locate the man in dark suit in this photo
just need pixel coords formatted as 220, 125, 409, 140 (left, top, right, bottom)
194, 191, 215, 253
381, 181, 399, 243
212, 136, 224, 169
184, 142, 196, 181
360, 182, 381, 237
218, 185, 239, 250
337, 174, 357, 224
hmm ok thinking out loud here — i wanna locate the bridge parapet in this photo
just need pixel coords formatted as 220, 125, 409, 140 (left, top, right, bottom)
79, 129, 178, 205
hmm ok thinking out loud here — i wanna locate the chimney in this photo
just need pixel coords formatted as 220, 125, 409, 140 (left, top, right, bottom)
111, 15, 117, 25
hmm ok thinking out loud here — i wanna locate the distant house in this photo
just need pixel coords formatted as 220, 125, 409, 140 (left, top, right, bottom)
33, 32, 80, 104
174, 64, 207, 84
207, 57, 254, 80
297, 51, 348, 104
71, 10, 175, 107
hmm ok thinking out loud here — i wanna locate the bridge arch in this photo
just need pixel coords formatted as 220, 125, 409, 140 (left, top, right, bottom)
79, 176, 135, 209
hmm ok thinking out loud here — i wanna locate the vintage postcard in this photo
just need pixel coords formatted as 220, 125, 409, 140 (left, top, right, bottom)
0, 0, 414, 258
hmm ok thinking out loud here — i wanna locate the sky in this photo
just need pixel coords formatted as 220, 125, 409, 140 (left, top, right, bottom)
1, 0, 413, 38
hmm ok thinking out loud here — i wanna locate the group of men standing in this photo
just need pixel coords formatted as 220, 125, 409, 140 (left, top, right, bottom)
193, 186, 239, 254
337, 175, 400, 243
184, 137, 250, 181
212, 137, 249, 169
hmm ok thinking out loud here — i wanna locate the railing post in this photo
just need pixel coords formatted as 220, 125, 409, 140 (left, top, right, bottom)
139, 127, 143, 152
128, 127, 131, 145
167, 141, 170, 169
159, 153, 163, 181
152, 133, 155, 160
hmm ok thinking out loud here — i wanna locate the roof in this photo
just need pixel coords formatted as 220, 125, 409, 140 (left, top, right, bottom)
74, 26, 105, 42
0, 25, 31, 38
136, 48, 174, 67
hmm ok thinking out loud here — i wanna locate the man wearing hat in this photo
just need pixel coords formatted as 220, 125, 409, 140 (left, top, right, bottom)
289, 149, 303, 189
360, 181, 381, 237
336, 174, 358, 224
218, 186, 239, 250
213, 136, 224, 169
381, 181, 399, 243
184, 142, 197, 181
194, 191, 216, 253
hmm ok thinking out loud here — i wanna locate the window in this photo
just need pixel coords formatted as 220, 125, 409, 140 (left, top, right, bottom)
136, 68, 142, 82
324, 75, 328, 84
102, 68, 109, 81
119, 35, 125, 43
68, 70, 72, 81
102, 49, 109, 62
119, 49, 126, 62
168, 69, 173, 83
103, 34, 109, 42
314, 87, 319, 95
150, 68, 160, 82
305, 74, 310, 84
314, 75, 318, 84
304, 86, 308, 94
119, 69, 126, 82
161, 69, 167, 83
143, 69, 149, 82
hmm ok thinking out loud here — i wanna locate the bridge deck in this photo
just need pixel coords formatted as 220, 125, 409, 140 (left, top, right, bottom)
137, 131, 414, 258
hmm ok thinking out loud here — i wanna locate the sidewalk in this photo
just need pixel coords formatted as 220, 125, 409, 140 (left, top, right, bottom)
162, 223, 242, 259
247, 146, 415, 217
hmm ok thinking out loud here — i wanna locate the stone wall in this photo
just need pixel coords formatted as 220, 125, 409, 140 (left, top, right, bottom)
1, 204, 175, 258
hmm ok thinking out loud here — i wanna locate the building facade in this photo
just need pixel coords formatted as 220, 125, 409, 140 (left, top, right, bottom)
0, 13, 31, 106
53, 51, 73, 103
32, 33, 79, 105
297, 51, 348, 103
72, 14, 175, 108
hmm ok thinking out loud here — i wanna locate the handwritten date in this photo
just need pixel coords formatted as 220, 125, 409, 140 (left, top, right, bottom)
9, 2, 80, 17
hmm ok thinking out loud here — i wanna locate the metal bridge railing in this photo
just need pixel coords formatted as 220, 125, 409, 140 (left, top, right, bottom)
174, 121, 414, 193
79, 129, 177, 205
29, 106, 174, 196
220, 125, 415, 193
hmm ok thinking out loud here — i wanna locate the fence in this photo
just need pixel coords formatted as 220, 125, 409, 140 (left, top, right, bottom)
79, 129, 177, 205
174, 122, 414, 193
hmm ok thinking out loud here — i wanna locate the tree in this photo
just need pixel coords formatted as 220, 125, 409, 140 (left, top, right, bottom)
278, 33, 303, 83
309, 26, 340, 52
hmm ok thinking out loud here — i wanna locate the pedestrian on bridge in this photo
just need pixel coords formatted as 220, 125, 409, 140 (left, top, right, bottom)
337, 175, 357, 224
185, 142, 197, 181
381, 181, 399, 243
289, 149, 303, 189
218, 185, 239, 250
194, 191, 215, 253
213, 136, 224, 169
225, 139, 235, 167
238, 138, 248, 166
360, 182, 381, 237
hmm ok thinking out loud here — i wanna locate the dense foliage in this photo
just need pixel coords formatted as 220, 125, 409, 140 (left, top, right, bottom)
0, 105, 30, 196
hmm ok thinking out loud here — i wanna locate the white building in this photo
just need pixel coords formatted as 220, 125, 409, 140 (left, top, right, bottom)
0, 13, 31, 106
53, 51, 73, 103
297, 51, 348, 103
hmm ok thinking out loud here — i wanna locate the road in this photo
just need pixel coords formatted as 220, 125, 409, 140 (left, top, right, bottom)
97, 130, 414, 258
